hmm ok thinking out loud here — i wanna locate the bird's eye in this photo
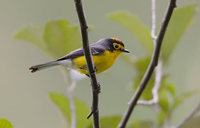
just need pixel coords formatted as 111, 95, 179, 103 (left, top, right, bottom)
113, 43, 120, 49
114, 45, 119, 49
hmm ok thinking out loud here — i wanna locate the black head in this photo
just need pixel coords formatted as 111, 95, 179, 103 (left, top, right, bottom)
99, 38, 129, 53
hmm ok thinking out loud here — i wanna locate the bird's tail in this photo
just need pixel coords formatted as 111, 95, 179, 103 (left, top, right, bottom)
29, 61, 59, 73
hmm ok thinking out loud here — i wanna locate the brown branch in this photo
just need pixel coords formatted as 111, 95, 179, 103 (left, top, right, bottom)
118, 0, 177, 128
74, 0, 100, 128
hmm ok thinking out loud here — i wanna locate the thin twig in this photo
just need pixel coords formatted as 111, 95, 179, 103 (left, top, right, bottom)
137, 0, 162, 106
176, 101, 200, 128
137, 61, 162, 105
67, 83, 76, 128
151, 0, 157, 40
60, 69, 76, 128
118, 1, 177, 128
73, 0, 100, 128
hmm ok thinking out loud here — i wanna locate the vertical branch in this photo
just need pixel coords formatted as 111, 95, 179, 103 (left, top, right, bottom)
60, 69, 76, 128
137, 0, 163, 106
73, 0, 100, 128
118, 0, 177, 128
151, 0, 157, 40
151, 61, 162, 103
67, 82, 76, 128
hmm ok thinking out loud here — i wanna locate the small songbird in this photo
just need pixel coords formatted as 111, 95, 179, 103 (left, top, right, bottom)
29, 38, 129, 76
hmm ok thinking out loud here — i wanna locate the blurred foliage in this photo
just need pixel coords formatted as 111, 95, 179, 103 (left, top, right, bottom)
172, 90, 200, 110
132, 56, 154, 100
49, 93, 71, 125
108, 3, 199, 128
0, 119, 13, 128
14, 19, 81, 59
107, 11, 154, 54
108, 3, 197, 63
162, 3, 197, 63
128, 120, 153, 128
14, 2, 200, 128
88, 116, 121, 128
182, 116, 200, 128
49, 93, 91, 128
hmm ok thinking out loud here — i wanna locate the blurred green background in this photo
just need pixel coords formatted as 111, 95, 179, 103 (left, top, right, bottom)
0, 0, 200, 128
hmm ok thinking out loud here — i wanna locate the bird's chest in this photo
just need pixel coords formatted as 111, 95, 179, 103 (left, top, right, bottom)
72, 50, 121, 75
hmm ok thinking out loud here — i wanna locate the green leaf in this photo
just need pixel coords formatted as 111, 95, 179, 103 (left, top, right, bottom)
49, 93, 71, 125
165, 81, 176, 97
162, 3, 197, 62
107, 11, 154, 53
133, 56, 151, 72
14, 24, 48, 52
0, 119, 13, 128
15, 19, 81, 59
182, 116, 200, 128
158, 89, 169, 111
172, 89, 200, 110
75, 99, 91, 128
132, 56, 154, 100
157, 110, 168, 126
49, 93, 91, 128
99, 116, 121, 128
88, 116, 121, 128
128, 120, 152, 128
44, 19, 81, 58
158, 79, 176, 111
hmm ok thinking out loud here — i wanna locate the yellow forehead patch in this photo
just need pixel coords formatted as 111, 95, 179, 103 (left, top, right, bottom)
112, 38, 122, 43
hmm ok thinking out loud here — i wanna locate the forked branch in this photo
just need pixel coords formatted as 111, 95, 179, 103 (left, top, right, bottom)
118, 0, 177, 127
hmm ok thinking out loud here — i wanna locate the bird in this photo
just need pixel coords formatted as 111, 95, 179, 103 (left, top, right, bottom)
29, 38, 129, 76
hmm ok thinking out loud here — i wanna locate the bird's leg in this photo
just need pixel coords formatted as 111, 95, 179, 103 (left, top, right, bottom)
94, 66, 98, 72
79, 65, 87, 69
96, 67, 101, 93
92, 66, 101, 93
85, 66, 101, 94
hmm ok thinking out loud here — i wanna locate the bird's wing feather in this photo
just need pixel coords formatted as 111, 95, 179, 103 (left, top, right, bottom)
91, 46, 105, 55
57, 46, 105, 61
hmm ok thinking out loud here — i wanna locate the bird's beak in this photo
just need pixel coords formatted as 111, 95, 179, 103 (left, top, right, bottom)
121, 49, 130, 53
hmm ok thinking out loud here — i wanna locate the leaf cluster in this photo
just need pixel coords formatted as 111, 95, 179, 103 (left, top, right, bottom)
14, 19, 81, 59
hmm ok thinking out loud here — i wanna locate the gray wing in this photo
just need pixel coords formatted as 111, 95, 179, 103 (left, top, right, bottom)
57, 46, 105, 61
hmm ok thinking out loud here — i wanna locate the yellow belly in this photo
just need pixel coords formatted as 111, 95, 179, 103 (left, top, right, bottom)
72, 50, 122, 75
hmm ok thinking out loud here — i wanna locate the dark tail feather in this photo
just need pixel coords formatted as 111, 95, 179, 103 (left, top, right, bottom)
29, 61, 59, 73
29, 66, 39, 73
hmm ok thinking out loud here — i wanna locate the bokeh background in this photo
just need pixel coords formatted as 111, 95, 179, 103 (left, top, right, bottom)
0, 0, 200, 128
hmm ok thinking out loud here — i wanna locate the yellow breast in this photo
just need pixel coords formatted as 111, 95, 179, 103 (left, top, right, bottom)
72, 50, 122, 75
